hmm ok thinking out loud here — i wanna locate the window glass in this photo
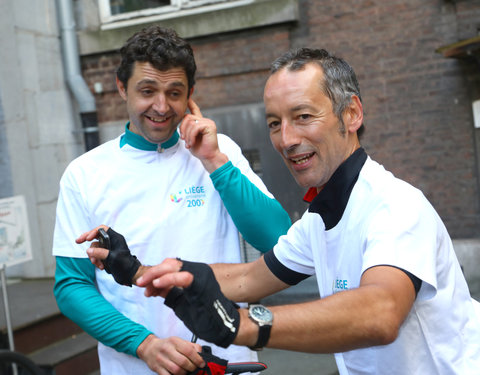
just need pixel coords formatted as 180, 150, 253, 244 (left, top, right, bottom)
110, 0, 171, 16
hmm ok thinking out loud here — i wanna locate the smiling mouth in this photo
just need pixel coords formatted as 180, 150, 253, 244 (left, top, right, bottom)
290, 152, 315, 165
145, 114, 170, 123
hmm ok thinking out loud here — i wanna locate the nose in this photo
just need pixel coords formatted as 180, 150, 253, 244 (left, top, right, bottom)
152, 93, 168, 113
279, 121, 300, 151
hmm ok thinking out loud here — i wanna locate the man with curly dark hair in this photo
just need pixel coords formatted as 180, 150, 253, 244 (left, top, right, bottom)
52, 26, 291, 375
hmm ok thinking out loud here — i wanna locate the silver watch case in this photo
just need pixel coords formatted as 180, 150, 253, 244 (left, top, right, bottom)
248, 304, 273, 326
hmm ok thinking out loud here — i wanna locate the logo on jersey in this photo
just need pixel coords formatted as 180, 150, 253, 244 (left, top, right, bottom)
170, 185, 206, 207
170, 192, 183, 203
332, 278, 349, 294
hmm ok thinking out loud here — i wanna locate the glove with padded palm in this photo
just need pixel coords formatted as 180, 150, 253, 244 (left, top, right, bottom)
165, 260, 239, 348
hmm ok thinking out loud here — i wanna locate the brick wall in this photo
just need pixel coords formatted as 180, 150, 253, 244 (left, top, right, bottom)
81, 0, 480, 238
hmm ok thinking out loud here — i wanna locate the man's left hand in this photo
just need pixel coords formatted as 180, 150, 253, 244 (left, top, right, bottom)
180, 98, 228, 173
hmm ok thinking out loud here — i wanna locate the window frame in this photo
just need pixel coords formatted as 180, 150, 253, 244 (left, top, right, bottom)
78, 0, 299, 55
98, 0, 236, 25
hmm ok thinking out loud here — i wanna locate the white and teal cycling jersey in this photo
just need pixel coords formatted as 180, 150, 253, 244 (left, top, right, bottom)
53, 124, 291, 375
266, 148, 480, 375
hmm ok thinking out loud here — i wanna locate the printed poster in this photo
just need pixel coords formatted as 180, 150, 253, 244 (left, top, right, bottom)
0, 195, 32, 267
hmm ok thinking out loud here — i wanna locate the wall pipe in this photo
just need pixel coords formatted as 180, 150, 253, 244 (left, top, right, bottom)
56, 0, 99, 151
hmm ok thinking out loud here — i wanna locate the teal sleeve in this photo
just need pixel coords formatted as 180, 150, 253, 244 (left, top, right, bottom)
53, 256, 152, 357
210, 161, 291, 253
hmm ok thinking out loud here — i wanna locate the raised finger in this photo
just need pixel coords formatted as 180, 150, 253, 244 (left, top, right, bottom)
179, 114, 198, 145
136, 258, 183, 286
187, 98, 202, 118
152, 271, 194, 290
76, 224, 109, 244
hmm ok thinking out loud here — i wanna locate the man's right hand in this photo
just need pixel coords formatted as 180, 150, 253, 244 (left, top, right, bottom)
77, 225, 110, 269
137, 259, 240, 348
137, 334, 205, 375
79, 225, 142, 286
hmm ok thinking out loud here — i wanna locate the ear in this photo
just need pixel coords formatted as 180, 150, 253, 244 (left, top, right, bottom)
116, 76, 127, 101
188, 86, 195, 98
343, 95, 363, 134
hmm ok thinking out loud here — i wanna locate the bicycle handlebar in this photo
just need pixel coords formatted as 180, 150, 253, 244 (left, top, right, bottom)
225, 361, 267, 374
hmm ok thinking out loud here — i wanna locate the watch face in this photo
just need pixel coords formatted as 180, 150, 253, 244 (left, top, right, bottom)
251, 305, 273, 324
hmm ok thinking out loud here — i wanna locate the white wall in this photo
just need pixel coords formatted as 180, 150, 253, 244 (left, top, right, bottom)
0, 0, 83, 278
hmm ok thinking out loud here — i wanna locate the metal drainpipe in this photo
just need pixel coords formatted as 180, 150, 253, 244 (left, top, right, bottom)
56, 0, 99, 151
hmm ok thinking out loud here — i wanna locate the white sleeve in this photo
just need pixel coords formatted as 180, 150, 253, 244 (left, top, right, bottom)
273, 210, 319, 276
52, 166, 92, 258
362, 189, 440, 300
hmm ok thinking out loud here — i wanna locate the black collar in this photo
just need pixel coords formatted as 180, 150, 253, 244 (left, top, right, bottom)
308, 148, 367, 230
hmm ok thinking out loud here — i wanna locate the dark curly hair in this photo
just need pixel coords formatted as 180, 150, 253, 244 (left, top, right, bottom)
271, 48, 364, 137
116, 26, 196, 92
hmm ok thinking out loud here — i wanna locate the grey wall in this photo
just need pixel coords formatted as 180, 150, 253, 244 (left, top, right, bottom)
0, 0, 84, 278
0, 93, 13, 198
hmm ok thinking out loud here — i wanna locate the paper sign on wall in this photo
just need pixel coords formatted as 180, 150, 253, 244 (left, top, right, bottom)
0, 195, 32, 268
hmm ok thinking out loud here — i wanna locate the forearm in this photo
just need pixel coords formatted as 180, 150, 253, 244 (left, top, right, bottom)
211, 162, 291, 252
201, 151, 229, 173
211, 257, 289, 303
54, 257, 151, 356
235, 285, 405, 353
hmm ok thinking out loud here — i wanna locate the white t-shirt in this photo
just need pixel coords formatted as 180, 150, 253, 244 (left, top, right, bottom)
270, 151, 480, 374
53, 133, 272, 374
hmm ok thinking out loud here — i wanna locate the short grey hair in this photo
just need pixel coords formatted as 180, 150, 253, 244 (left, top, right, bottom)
270, 48, 364, 136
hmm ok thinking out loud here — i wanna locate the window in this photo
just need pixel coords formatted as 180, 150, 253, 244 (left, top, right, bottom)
109, 1, 171, 15
80, 0, 298, 53
98, 0, 235, 25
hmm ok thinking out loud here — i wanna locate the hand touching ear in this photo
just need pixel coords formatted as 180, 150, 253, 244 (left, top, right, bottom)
179, 98, 228, 173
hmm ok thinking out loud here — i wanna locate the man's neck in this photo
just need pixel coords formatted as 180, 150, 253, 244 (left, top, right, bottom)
120, 122, 179, 151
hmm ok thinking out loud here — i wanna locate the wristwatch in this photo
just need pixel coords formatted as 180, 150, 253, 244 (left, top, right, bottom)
248, 304, 273, 351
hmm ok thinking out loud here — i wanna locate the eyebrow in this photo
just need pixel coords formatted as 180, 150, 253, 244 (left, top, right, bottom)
292, 104, 315, 112
135, 79, 157, 88
265, 112, 279, 120
168, 81, 187, 89
135, 80, 187, 89
265, 104, 314, 119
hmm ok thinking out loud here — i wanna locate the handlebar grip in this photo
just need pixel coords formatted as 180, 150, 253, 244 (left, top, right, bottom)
225, 362, 268, 374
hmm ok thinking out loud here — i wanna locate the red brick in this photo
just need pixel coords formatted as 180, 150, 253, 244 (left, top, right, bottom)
80, 0, 480, 237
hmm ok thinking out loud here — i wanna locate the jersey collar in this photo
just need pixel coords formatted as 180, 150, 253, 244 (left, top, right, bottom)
120, 122, 179, 151
306, 148, 367, 230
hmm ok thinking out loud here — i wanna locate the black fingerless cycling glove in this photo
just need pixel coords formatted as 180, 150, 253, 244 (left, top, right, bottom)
164, 260, 240, 348
102, 228, 141, 287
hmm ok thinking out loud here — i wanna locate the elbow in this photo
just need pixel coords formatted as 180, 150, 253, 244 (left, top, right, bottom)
53, 271, 81, 317
361, 296, 404, 346
53, 274, 63, 304
370, 322, 399, 346
365, 309, 402, 346
361, 320, 399, 347
53, 278, 69, 314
